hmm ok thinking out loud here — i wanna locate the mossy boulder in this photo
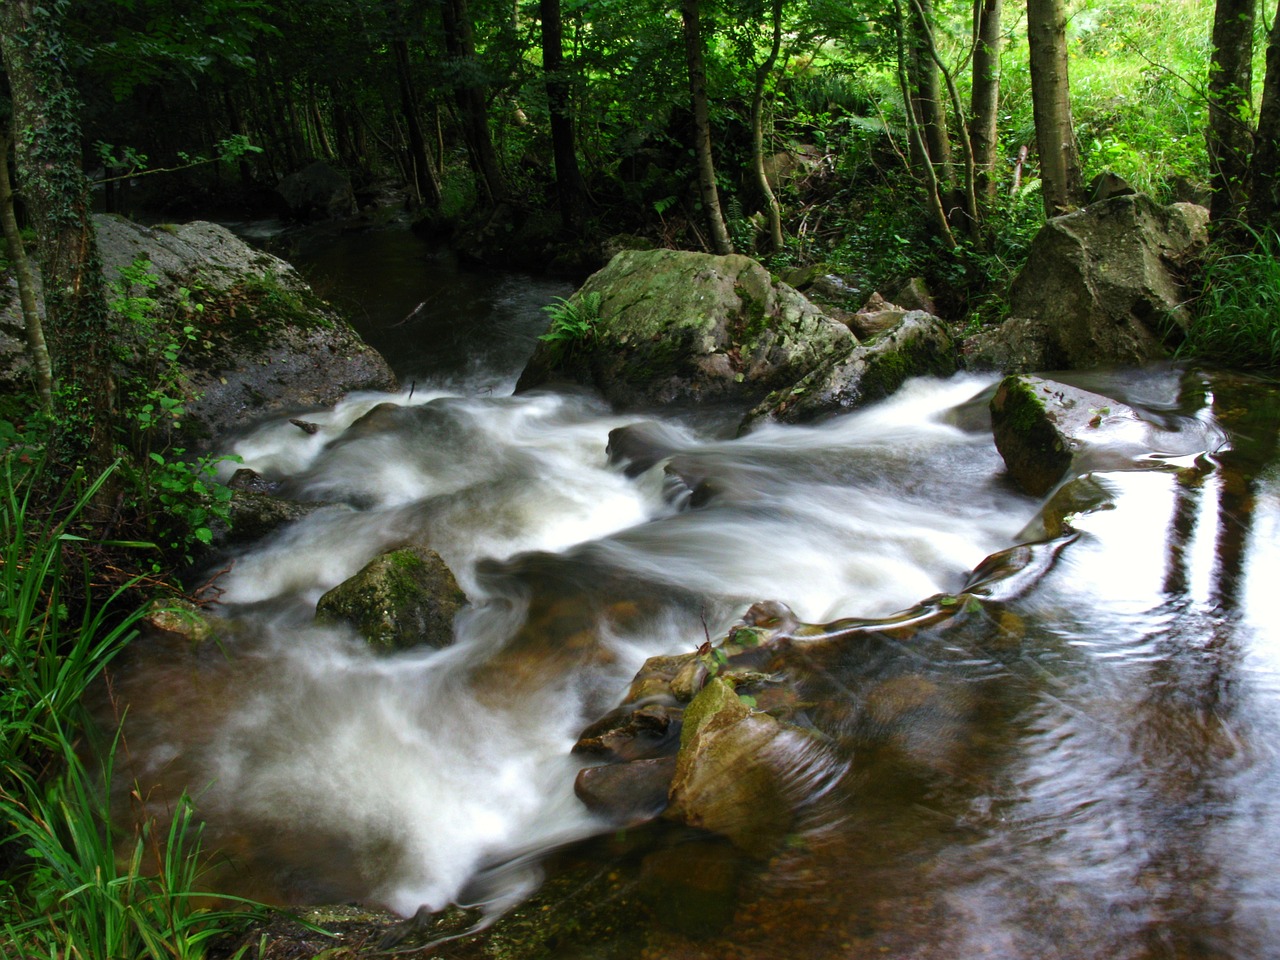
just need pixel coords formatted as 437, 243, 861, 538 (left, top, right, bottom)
1, 215, 398, 449
745, 310, 957, 427
515, 249, 855, 410
962, 194, 1208, 372
315, 546, 466, 652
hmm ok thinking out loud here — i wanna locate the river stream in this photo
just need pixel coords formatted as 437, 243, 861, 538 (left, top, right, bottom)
104, 227, 1280, 959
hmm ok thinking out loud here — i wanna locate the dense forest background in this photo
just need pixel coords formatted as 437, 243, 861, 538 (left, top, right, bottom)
6, 0, 1279, 313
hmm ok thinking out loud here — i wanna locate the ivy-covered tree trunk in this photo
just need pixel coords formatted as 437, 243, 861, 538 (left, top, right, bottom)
0, 0, 117, 475
681, 0, 734, 255
1027, 0, 1083, 218
1249, 2, 1280, 233
0, 132, 52, 413
540, 0, 587, 230
1207, 0, 1256, 227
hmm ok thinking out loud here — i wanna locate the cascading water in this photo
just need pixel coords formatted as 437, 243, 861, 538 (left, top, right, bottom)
104, 229, 1280, 959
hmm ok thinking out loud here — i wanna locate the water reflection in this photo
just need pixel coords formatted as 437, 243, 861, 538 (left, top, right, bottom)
102, 325, 1280, 958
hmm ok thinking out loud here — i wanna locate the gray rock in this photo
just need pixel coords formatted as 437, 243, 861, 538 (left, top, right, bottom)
276, 161, 358, 221
1, 216, 397, 449
963, 194, 1208, 372
515, 249, 856, 409
315, 546, 467, 652
745, 310, 957, 427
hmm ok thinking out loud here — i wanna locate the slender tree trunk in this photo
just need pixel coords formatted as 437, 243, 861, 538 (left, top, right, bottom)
893, 0, 955, 248
751, 0, 786, 253
391, 35, 443, 208
0, 132, 52, 413
908, 0, 953, 190
970, 0, 1002, 208
0, 0, 117, 474
909, 0, 979, 237
440, 0, 508, 205
681, 0, 734, 255
1249, 2, 1280, 233
540, 0, 587, 229
1207, 0, 1256, 226
1027, 0, 1083, 217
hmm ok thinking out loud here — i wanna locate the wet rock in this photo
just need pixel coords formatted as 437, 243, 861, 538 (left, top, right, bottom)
664, 677, 805, 852
315, 546, 466, 652
222, 490, 322, 546
988, 373, 1177, 499
637, 837, 742, 937
515, 249, 855, 410
276, 161, 358, 221
962, 194, 1208, 372
606, 421, 688, 477
141, 598, 216, 646
746, 310, 957, 427
622, 652, 699, 705
573, 702, 682, 762
574, 755, 677, 824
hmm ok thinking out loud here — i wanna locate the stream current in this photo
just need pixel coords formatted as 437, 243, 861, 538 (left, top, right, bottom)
106, 228, 1280, 959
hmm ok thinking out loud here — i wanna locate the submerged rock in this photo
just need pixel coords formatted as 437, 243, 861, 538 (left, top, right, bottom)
315, 546, 466, 652
515, 248, 855, 409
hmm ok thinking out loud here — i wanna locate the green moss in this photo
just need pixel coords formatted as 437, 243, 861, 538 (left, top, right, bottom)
995, 375, 1049, 437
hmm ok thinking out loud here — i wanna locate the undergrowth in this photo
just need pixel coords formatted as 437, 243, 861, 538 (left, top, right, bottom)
1180, 228, 1280, 368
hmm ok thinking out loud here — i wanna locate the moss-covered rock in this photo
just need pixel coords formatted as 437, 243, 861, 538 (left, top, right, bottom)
515, 249, 855, 410
744, 309, 957, 427
1, 215, 398, 450
315, 546, 466, 652
962, 194, 1208, 372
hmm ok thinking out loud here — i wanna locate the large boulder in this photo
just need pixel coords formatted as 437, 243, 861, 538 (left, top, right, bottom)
315, 546, 467, 652
963, 194, 1208, 372
515, 249, 856, 409
276, 161, 358, 221
745, 310, 958, 426
2, 216, 397, 448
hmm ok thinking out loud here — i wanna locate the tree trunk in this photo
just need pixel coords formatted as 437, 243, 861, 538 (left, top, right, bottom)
440, 0, 508, 205
1207, 0, 1257, 226
1249, 1, 1280, 233
391, 35, 443, 208
540, 0, 587, 229
970, 0, 1002, 208
893, 0, 955, 248
751, 0, 786, 253
0, 0, 117, 474
681, 0, 734, 255
908, 0, 953, 190
0, 131, 53, 413
1027, 0, 1083, 218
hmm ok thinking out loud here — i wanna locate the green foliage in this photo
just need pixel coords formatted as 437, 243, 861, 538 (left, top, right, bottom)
0, 455, 269, 960
1180, 229, 1280, 368
108, 259, 238, 567
0, 456, 147, 776
538, 292, 604, 359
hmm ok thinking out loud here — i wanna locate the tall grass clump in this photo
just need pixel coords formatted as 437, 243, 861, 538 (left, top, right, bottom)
0, 451, 270, 960
1180, 229, 1280, 369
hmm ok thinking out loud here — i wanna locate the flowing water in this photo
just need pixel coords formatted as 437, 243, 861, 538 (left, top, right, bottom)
104, 228, 1280, 959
